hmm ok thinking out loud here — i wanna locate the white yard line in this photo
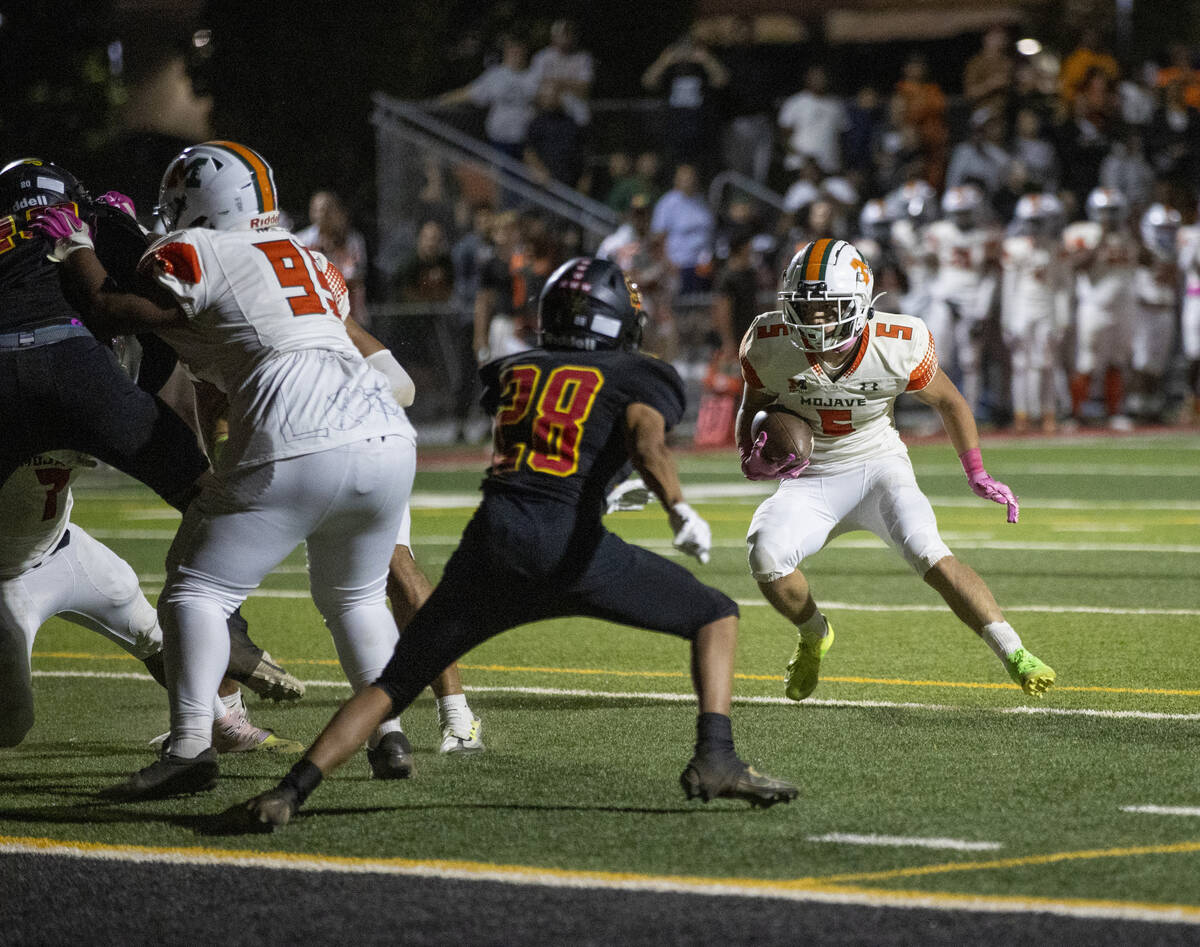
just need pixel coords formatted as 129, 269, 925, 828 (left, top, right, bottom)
31, 672, 1200, 722
1121, 805, 1200, 818
806, 833, 1002, 851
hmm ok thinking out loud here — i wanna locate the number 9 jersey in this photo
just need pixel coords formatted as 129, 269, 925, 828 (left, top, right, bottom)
480, 348, 685, 514
739, 309, 938, 472
141, 226, 413, 469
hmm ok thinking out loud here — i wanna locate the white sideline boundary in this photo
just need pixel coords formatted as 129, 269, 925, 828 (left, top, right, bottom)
2, 837, 1198, 926
27, 672, 1200, 722
806, 833, 1002, 851
1122, 806, 1200, 818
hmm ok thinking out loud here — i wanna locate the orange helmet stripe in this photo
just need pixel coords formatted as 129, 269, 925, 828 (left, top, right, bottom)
803, 238, 834, 282
207, 140, 276, 213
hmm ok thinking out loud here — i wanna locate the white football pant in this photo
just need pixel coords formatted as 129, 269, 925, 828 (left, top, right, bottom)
0, 526, 161, 747
747, 453, 952, 584
160, 435, 414, 757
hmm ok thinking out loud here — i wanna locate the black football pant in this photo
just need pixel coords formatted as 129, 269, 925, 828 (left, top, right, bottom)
0, 334, 208, 509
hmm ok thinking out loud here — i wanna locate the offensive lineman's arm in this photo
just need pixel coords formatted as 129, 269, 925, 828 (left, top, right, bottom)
343, 315, 415, 407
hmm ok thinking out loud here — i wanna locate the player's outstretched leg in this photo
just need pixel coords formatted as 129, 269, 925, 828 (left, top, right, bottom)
243, 685, 397, 830
224, 606, 305, 702
680, 617, 797, 808
924, 556, 1056, 697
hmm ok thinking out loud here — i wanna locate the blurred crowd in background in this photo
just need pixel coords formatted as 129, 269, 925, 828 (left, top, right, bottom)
366, 18, 1200, 440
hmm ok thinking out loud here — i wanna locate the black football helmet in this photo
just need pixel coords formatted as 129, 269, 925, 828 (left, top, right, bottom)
538, 257, 645, 352
0, 158, 90, 216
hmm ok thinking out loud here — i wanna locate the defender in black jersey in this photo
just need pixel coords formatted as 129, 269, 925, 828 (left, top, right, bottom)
0, 158, 206, 508
242, 258, 798, 826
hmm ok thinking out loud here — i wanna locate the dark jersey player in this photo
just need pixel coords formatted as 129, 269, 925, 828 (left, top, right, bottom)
239, 257, 798, 826
0, 158, 208, 510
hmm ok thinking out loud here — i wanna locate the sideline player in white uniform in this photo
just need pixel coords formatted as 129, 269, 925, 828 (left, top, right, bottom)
1177, 213, 1200, 423
35, 141, 423, 798
736, 238, 1055, 702
1000, 193, 1071, 433
922, 184, 1001, 415
1131, 203, 1181, 422
1063, 187, 1138, 428
0, 451, 296, 753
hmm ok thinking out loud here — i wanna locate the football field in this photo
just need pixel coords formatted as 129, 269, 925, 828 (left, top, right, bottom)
3, 432, 1199, 944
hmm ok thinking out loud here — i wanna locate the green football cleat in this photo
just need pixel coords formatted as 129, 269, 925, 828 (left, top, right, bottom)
784, 620, 834, 701
1007, 648, 1056, 697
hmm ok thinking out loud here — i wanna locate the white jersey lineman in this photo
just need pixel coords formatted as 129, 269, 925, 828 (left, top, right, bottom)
0, 453, 161, 746
1063, 220, 1138, 375
142, 223, 416, 760
739, 309, 951, 581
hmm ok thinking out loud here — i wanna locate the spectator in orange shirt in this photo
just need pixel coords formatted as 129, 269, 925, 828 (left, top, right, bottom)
1059, 28, 1120, 106
894, 55, 948, 189
1156, 43, 1200, 111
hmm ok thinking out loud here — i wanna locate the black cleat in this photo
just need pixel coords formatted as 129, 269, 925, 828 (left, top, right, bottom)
367, 731, 414, 779
100, 748, 219, 801
243, 785, 300, 831
680, 753, 798, 809
225, 608, 305, 702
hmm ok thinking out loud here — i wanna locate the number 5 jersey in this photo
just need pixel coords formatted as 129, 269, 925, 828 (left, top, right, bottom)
141, 227, 413, 470
739, 310, 938, 472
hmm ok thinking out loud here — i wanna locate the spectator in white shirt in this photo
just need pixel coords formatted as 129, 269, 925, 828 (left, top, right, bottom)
778, 66, 847, 174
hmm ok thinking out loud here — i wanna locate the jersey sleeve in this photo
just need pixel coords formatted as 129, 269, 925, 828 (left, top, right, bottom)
737, 316, 778, 394
625, 354, 686, 430
310, 251, 351, 321
138, 230, 209, 318
904, 320, 939, 391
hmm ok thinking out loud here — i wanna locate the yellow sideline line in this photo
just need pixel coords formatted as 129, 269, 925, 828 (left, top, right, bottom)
30, 652, 1200, 697
799, 839, 1200, 885
3, 835, 1198, 921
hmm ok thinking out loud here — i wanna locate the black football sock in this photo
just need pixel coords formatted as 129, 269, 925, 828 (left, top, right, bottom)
695, 712, 736, 759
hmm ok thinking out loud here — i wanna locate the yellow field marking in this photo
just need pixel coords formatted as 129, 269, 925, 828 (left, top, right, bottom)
798, 840, 1200, 886
3, 835, 1197, 922
30, 653, 1200, 697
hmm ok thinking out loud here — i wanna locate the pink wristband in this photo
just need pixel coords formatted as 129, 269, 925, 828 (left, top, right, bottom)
958, 447, 984, 478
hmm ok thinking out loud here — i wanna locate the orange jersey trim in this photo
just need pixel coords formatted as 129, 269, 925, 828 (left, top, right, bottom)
144, 241, 202, 284
906, 334, 938, 390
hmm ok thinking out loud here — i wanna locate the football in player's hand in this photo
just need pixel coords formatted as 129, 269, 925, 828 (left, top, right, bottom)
752, 407, 814, 467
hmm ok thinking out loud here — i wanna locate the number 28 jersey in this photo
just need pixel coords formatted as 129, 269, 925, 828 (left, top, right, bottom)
739, 310, 938, 472
142, 227, 412, 469
480, 348, 685, 513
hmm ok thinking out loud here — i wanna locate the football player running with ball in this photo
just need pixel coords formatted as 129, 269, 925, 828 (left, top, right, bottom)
240, 257, 797, 828
737, 239, 1055, 703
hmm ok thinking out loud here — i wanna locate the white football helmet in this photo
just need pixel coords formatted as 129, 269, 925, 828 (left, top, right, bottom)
156, 140, 280, 232
884, 179, 936, 226
1012, 192, 1064, 236
1139, 203, 1182, 257
1085, 187, 1129, 226
778, 239, 877, 353
941, 184, 983, 228
858, 198, 894, 244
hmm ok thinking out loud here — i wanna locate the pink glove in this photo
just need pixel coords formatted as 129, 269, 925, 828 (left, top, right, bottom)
96, 190, 136, 217
960, 448, 1019, 523
740, 431, 809, 482
29, 204, 94, 261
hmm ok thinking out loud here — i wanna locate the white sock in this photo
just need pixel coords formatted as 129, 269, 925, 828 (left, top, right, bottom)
437, 693, 472, 730
212, 695, 229, 721
980, 621, 1022, 661
219, 688, 244, 717
798, 610, 828, 642
370, 716, 405, 749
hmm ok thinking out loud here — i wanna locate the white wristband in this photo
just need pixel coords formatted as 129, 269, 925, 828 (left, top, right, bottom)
366, 349, 415, 407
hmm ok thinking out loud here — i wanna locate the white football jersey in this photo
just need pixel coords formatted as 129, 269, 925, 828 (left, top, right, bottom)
1001, 235, 1071, 332
142, 228, 414, 468
924, 220, 1000, 301
740, 310, 937, 472
1063, 222, 1138, 311
0, 452, 89, 578
1134, 262, 1178, 308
